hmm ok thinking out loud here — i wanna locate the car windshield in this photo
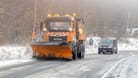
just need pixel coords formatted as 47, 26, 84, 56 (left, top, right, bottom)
100, 39, 113, 45
48, 21, 70, 31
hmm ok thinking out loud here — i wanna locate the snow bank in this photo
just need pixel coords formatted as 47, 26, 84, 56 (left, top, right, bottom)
0, 46, 32, 60
118, 38, 138, 51
85, 37, 101, 54
85, 37, 138, 54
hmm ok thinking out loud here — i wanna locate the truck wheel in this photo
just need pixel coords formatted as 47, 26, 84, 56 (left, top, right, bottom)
80, 48, 85, 59
81, 44, 85, 59
78, 45, 83, 59
98, 51, 101, 54
77, 46, 81, 59
78, 53, 81, 59
110, 51, 113, 54
115, 51, 118, 54
73, 47, 78, 60
103, 52, 105, 54
81, 52, 85, 59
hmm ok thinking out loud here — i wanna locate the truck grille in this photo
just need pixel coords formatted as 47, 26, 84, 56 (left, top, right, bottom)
49, 36, 67, 41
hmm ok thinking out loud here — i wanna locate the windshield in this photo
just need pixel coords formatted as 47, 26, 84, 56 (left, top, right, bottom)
100, 39, 113, 45
48, 21, 71, 31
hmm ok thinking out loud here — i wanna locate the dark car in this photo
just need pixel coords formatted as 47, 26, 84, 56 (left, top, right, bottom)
98, 38, 118, 54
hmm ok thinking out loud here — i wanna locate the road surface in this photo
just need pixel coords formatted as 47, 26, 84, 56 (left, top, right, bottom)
0, 51, 137, 78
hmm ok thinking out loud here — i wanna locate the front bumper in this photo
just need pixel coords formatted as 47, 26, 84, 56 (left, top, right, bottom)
98, 48, 113, 52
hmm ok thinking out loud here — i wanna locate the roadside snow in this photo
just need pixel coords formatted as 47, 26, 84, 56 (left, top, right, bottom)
85, 37, 101, 54
0, 46, 33, 67
118, 38, 138, 51
0, 46, 32, 60
85, 37, 138, 54
128, 57, 138, 78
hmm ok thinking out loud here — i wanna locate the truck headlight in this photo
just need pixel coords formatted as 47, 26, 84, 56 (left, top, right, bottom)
69, 27, 73, 31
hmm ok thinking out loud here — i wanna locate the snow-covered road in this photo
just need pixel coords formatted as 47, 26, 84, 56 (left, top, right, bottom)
0, 50, 137, 78
102, 53, 138, 78
0, 38, 138, 78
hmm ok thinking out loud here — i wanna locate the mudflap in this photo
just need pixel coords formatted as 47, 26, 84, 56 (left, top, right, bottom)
31, 45, 73, 59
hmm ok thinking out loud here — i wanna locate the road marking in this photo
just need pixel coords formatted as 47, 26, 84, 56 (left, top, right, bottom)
101, 56, 131, 78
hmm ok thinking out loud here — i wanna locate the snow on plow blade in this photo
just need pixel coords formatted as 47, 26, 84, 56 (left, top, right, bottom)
31, 42, 72, 59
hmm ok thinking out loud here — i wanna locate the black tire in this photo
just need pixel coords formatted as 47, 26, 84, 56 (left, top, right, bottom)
81, 44, 85, 59
103, 52, 105, 54
77, 47, 81, 59
110, 51, 113, 54
79, 49, 85, 59
78, 53, 81, 59
73, 47, 78, 60
77, 44, 85, 59
81, 52, 85, 59
98, 51, 101, 54
115, 51, 118, 54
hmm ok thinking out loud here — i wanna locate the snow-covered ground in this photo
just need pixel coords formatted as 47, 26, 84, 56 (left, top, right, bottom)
85, 37, 101, 54
0, 46, 32, 60
103, 55, 138, 78
0, 37, 137, 68
85, 37, 138, 54
118, 38, 138, 51
0, 45, 33, 67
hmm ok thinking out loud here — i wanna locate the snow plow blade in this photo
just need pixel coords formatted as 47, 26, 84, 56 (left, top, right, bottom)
31, 42, 72, 59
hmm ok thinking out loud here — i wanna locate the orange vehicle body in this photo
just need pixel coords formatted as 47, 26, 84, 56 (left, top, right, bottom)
31, 45, 72, 59
31, 16, 86, 59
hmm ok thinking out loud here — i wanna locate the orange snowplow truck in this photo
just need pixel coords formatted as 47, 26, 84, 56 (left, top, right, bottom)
31, 15, 86, 60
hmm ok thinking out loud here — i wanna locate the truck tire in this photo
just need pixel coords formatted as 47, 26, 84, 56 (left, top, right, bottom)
98, 51, 101, 54
81, 45, 85, 59
81, 51, 85, 59
78, 49, 85, 59
110, 51, 113, 54
77, 44, 84, 59
73, 47, 78, 60
79, 44, 85, 59
115, 51, 118, 54
77, 46, 81, 59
